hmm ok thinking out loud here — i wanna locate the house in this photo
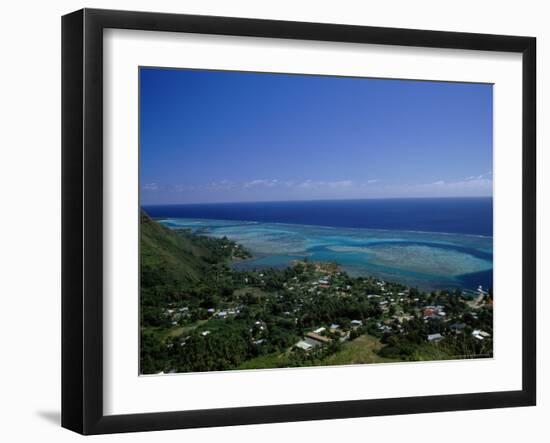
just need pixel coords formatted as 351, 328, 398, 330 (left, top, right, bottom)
303, 338, 322, 348
305, 332, 331, 344
423, 308, 435, 318
472, 331, 484, 340
201, 330, 211, 336
313, 327, 326, 334
207, 308, 215, 313
295, 340, 313, 351
477, 285, 487, 295
350, 320, 363, 327
472, 329, 490, 340
217, 311, 228, 318
394, 314, 413, 323
300, 332, 332, 349
330, 323, 340, 330
339, 331, 351, 342
427, 333, 443, 342
423, 306, 445, 319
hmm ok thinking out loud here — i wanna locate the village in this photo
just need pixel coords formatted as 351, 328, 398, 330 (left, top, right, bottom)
153, 259, 493, 373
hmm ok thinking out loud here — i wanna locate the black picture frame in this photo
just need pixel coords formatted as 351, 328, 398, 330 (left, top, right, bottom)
62, 8, 536, 435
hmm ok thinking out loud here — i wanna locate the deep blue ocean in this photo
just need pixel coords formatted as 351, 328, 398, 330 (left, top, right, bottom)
143, 198, 493, 291
143, 197, 492, 237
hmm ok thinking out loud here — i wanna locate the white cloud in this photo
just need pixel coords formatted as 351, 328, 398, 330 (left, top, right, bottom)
206, 180, 236, 190
144, 173, 492, 204
327, 180, 353, 188
143, 183, 159, 191
243, 179, 279, 188
465, 171, 493, 181
173, 184, 195, 192
387, 177, 492, 198
298, 179, 353, 189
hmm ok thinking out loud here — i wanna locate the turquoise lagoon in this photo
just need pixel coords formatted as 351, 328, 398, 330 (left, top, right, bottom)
159, 218, 493, 292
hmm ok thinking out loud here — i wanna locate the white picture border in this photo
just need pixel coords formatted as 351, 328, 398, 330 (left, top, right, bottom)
103, 29, 523, 415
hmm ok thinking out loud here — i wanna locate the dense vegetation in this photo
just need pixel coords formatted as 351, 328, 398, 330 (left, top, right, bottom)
140, 211, 493, 374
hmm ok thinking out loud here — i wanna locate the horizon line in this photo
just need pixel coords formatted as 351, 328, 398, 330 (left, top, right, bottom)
141, 195, 493, 207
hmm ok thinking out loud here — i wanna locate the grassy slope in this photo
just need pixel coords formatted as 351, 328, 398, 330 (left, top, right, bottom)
237, 335, 396, 370
140, 210, 211, 287
321, 335, 396, 366
236, 352, 293, 370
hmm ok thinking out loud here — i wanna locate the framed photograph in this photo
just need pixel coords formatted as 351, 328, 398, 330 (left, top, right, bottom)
62, 8, 536, 435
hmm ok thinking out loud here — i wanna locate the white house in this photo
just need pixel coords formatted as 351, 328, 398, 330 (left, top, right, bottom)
295, 340, 313, 351
427, 333, 443, 342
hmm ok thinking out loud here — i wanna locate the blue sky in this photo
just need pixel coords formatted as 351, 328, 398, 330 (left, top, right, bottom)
140, 68, 493, 205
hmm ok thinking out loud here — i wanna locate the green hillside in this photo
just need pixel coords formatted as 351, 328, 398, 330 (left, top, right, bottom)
140, 210, 247, 327
140, 210, 207, 290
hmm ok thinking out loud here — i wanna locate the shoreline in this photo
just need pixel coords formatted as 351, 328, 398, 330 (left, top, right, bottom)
157, 216, 493, 293
173, 226, 492, 294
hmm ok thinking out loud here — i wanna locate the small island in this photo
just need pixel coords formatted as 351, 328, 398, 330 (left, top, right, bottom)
140, 211, 493, 375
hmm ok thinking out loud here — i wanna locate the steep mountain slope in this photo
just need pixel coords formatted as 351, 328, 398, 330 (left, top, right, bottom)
140, 210, 210, 294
